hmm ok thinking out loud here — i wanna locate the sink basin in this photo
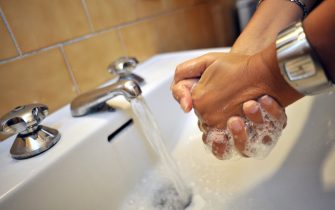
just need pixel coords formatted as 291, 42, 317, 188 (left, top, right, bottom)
1, 48, 334, 210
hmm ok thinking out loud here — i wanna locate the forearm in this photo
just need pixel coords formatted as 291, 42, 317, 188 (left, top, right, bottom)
303, 0, 335, 82
232, 0, 317, 54
258, 0, 335, 106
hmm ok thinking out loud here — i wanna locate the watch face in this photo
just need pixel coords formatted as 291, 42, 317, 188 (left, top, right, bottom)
284, 55, 316, 81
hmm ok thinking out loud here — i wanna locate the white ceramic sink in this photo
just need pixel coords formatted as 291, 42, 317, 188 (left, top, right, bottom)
0, 48, 334, 210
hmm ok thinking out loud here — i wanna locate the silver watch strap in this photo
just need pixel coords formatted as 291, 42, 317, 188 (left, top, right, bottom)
276, 21, 334, 95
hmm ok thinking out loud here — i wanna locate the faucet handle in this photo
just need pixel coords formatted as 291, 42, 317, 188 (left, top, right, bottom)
0, 104, 48, 134
0, 104, 61, 159
108, 57, 139, 76
108, 57, 144, 85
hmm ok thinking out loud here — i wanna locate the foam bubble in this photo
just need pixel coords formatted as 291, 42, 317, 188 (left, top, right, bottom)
205, 129, 234, 160
243, 107, 285, 158
203, 107, 285, 159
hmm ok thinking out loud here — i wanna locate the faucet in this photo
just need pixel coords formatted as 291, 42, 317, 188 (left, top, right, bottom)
71, 57, 143, 117
70, 80, 141, 117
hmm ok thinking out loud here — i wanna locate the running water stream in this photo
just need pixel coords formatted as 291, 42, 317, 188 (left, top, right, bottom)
129, 96, 192, 209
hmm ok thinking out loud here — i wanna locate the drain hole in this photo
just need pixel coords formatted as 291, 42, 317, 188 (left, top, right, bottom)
152, 185, 193, 210
107, 119, 133, 142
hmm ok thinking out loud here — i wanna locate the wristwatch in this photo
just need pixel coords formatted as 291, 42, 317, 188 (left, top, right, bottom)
276, 21, 335, 95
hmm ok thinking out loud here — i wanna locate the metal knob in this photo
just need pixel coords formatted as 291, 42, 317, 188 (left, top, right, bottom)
108, 57, 144, 85
1, 104, 48, 134
108, 57, 138, 75
0, 104, 61, 159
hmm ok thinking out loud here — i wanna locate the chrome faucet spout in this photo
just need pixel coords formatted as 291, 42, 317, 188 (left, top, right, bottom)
70, 80, 141, 117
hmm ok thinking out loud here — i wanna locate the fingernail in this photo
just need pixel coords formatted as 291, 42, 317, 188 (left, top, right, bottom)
260, 95, 273, 106
244, 101, 259, 114
228, 117, 243, 133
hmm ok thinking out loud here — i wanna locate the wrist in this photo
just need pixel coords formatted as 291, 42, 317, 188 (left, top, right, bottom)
258, 44, 303, 106
276, 21, 335, 96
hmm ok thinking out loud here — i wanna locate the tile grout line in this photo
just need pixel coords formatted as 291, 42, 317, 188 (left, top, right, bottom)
0, 6, 22, 55
0, 32, 102, 65
59, 46, 81, 94
112, 4, 190, 30
0, 4, 196, 65
81, 0, 95, 32
0, 44, 60, 65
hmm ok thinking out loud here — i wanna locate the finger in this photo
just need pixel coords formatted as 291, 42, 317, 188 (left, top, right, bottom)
212, 139, 228, 160
242, 100, 263, 124
173, 53, 218, 84
227, 116, 248, 156
171, 79, 198, 112
201, 129, 228, 159
258, 95, 286, 121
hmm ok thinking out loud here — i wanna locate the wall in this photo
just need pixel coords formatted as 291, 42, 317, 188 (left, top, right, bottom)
0, 0, 236, 117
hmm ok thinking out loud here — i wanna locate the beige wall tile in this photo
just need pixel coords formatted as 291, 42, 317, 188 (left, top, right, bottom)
180, 4, 217, 49
121, 7, 212, 61
86, 0, 168, 31
119, 14, 172, 61
64, 30, 126, 92
0, 0, 90, 52
0, 48, 77, 115
134, 0, 165, 18
155, 12, 189, 51
119, 16, 167, 61
86, 0, 137, 31
0, 17, 17, 60
211, 0, 237, 46
165, 0, 194, 10
120, 2, 219, 61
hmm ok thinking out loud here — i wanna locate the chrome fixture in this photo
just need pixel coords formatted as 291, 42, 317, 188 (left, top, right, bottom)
0, 104, 61, 159
108, 57, 145, 85
71, 80, 142, 117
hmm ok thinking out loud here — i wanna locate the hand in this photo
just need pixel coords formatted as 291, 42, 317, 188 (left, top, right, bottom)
200, 95, 287, 159
171, 45, 302, 160
172, 45, 301, 129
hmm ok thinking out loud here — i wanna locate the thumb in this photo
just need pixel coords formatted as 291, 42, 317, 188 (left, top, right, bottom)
171, 79, 198, 112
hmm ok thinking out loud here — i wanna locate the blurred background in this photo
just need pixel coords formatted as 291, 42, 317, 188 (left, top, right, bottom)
0, 0, 257, 121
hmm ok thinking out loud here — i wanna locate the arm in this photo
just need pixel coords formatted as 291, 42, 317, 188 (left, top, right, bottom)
172, 0, 335, 158
303, 0, 335, 82
258, 0, 335, 105
178, 0, 335, 124
232, 0, 318, 54
172, 0, 318, 112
